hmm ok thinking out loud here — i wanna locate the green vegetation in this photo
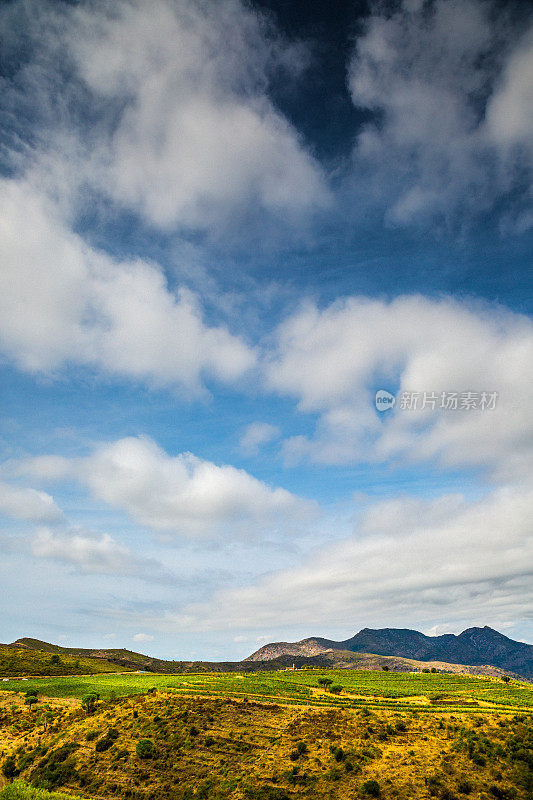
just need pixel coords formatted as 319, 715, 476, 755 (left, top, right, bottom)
0, 781, 89, 800
1, 668, 532, 713
0, 645, 129, 678
0, 689, 531, 799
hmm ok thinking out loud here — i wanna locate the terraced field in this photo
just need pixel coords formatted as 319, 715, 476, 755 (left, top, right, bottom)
2, 668, 532, 713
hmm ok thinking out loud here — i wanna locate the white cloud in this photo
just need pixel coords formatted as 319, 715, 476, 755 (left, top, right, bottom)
486, 28, 533, 152
0, 178, 254, 390
1, 0, 329, 237
266, 295, 533, 478
347, 0, 533, 227
135, 482, 533, 633
239, 422, 281, 455
30, 525, 164, 578
17, 436, 317, 539
0, 480, 62, 523
132, 633, 154, 643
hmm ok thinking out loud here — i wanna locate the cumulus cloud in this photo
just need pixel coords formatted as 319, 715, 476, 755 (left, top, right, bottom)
347, 0, 533, 227
266, 295, 533, 478
128, 482, 533, 633
0, 480, 62, 523
17, 436, 317, 539
0, 178, 254, 390
31, 525, 169, 580
239, 422, 281, 455
132, 633, 154, 643
0, 0, 329, 237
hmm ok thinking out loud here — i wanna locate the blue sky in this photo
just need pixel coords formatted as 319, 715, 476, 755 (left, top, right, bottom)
0, 0, 532, 659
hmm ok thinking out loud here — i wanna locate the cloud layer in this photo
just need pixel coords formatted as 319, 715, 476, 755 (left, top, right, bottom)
268, 295, 533, 478
0, 0, 329, 236
0, 178, 254, 391
348, 0, 533, 228
17, 436, 317, 539
132, 482, 533, 634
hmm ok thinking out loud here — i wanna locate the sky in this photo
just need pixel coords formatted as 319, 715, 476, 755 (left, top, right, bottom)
0, 0, 532, 660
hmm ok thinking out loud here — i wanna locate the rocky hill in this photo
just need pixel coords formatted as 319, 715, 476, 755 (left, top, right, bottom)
246, 626, 533, 680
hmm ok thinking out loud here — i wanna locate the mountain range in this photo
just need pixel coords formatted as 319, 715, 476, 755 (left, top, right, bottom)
245, 626, 533, 680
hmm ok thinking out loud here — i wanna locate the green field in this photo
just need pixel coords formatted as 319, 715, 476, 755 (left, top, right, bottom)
2, 668, 532, 713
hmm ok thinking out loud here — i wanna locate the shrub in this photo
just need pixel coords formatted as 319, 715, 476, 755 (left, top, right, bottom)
289, 750, 299, 761
136, 739, 154, 759
457, 779, 473, 794
329, 684, 343, 694
189, 726, 199, 737
25, 697, 38, 708
85, 731, 98, 742
362, 779, 381, 797
95, 737, 112, 753
204, 736, 215, 747
49, 655, 61, 666
2, 757, 18, 779
501, 676, 510, 683
296, 742, 308, 755
333, 747, 345, 763
381, 665, 389, 671
81, 694, 98, 714
431, 667, 437, 673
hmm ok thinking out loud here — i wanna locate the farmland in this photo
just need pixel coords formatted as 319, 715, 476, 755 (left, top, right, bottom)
1, 682, 532, 800
1, 667, 532, 713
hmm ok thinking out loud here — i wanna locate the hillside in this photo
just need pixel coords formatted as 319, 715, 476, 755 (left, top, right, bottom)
1, 686, 532, 799
0, 645, 129, 678
6, 638, 520, 680
246, 626, 533, 680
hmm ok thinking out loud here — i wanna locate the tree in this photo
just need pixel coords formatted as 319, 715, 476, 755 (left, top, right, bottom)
362, 779, 381, 797
318, 677, 333, 689
381, 665, 389, 671
82, 693, 99, 713
329, 684, 343, 694
50, 654, 61, 666
136, 739, 154, 759
25, 696, 38, 709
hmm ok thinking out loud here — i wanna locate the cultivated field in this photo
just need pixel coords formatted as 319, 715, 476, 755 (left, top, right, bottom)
1, 668, 532, 713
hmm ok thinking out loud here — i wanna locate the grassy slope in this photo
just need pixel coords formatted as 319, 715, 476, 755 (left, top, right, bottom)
0, 646, 131, 678
0, 688, 532, 799
0, 782, 90, 800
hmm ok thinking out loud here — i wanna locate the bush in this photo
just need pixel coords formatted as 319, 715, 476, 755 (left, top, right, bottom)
136, 739, 154, 759
204, 736, 215, 747
381, 665, 389, 671
333, 747, 345, 763
189, 726, 199, 737
49, 655, 61, 666
81, 694, 98, 714
329, 684, 343, 694
25, 697, 38, 708
296, 742, 308, 755
362, 780, 381, 797
431, 667, 438, 673
289, 750, 299, 761
501, 676, 510, 683
457, 779, 473, 794
2, 757, 19, 779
